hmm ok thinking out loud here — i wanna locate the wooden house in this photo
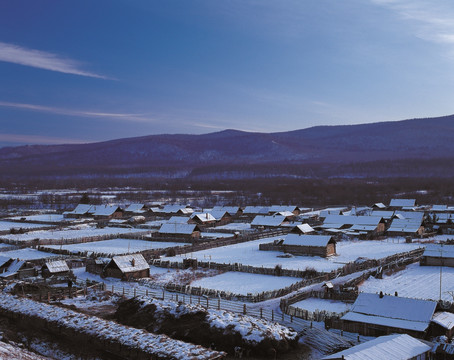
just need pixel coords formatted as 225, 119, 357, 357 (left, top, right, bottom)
103, 254, 150, 280
387, 212, 425, 237
291, 223, 316, 235
431, 312, 454, 340
90, 205, 124, 220
209, 210, 233, 226
158, 223, 201, 240
211, 206, 242, 217
124, 203, 148, 217
63, 204, 93, 219
268, 205, 301, 216
389, 198, 416, 210
42, 260, 70, 278
86, 257, 110, 275
420, 244, 454, 267
189, 213, 217, 226
0, 259, 32, 280
337, 293, 437, 338
251, 214, 291, 229
322, 334, 431, 360
259, 234, 336, 257
320, 215, 386, 237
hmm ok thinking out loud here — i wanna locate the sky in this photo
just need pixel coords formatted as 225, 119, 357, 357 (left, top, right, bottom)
1, 0, 454, 147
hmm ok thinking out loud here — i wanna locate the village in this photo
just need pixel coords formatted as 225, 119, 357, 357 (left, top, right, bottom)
0, 190, 453, 359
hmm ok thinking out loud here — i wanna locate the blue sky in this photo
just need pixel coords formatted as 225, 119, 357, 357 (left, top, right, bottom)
1, 0, 454, 147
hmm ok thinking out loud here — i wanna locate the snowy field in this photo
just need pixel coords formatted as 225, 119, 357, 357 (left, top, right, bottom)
0, 221, 51, 231
190, 272, 300, 295
291, 298, 351, 314
200, 232, 233, 239
214, 223, 253, 231
0, 224, 145, 242
162, 238, 422, 272
8, 214, 65, 222
2, 248, 57, 260
359, 262, 454, 302
43, 239, 187, 256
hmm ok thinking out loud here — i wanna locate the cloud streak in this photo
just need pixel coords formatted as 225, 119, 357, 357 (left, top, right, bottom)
0, 101, 154, 122
0, 133, 88, 145
371, 0, 454, 48
0, 42, 110, 79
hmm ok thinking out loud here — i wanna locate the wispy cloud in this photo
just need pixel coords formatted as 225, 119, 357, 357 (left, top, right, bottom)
0, 133, 88, 145
0, 101, 154, 122
0, 41, 110, 79
371, 0, 454, 48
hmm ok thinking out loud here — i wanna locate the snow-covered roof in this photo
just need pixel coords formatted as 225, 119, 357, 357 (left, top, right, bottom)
341, 293, 436, 332
268, 205, 297, 213
45, 260, 70, 273
0, 259, 25, 278
274, 211, 295, 217
283, 234, 334, 247
209, 210, 230, 220
67, 204, 92, 215
390, 198, 416, 207
0, 256, 11, 268
428, 213, 452, 224
423, 244, 454, 259
167, 216, 190, 224
159, 223, 199, 235
293, 223, 315, 234
111, 253, 149, 273
251, 214, 287, 227
191, 213, 217, 223
322, 215, 383, 229
91, 205, 122, 216
323, 334, 431, 360
373, 202, 386, 209
371, 210, 395, 219
432, 312, 454, 330
158, 205, 192, 214
242, 206, 269, 215
125, 203, 146, 213
432, 205, 449, 212
211, 206, 240, 214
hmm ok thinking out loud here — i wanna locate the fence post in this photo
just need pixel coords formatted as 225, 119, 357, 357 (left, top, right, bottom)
146, 289, 148, 296
272, 310, 274, 321
206, 297, 209, 309
260, 308, 263, 318
122, 287, 125, 296
218, 298, 220, 310
111, 285, 114, 293
243, 303, 246, 315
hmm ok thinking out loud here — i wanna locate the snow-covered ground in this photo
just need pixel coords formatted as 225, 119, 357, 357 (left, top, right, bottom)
291, 298, 351, 314
190, 272, 301, 295
42, 239, 186, 256
8, 214, 65, 222
213, 223, 253, 231
2, 248, 57, 260
0, 221, 50, 231
0, 224, 145, 242
200, 232, 233, 239
162, 238, 422, 272
359, 262, 454, 302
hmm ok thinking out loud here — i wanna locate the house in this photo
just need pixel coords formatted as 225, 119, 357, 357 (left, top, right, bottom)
431, 312, 454, 340
387, 212, 425, 236
320, 215, 385, 236
322, 334, 431, 360
251, 214, 291, 229
209, 210, 233, 226
389, 198, 416, 210
211, 206, 242, 217
63, 204, 92, 218
189, 213, 217, 226
41, 260, 71, 278
90, 205, 124, 220
338, 292, 437, 338
420, 244, 454, 267
86, 257, 110, 275
167, 216, 190, 224
157, 205, 194, 216
0, 259, 31, 280
158, 223, 201, 239
291, 223, 316, 235
372, 202, 387, 209
242, 206, 270, 216
103, 254, 150, 280
124, 203, 147, 216
259, 234, 336, 257
268, 205, 300, 216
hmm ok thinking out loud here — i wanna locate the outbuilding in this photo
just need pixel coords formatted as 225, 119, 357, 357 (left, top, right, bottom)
103, 254, 150, 280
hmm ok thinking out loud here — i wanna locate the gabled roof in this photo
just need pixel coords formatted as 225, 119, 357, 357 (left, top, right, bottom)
167, 216, 190, 224
432, 312, 454, 330
251, 214, 287, 227
211, 206, 240, 214
209, 210, 230, 221
91, 205, 122, 216
283, 234, 334, 247
124, 203, 146, 213
371, 210, 395, 219
0, 256, 11, 268
191, 213, 216, 223
390, 198, 416, 207
111, 254, 149, 273
341, 293, 436, 332
323, 334, 431, 360
45, 260, 70, 273
242, 206, 269, 215
293, 223, 315, 234
322, 215, 383, 229
0, 259, 25, 278
67, 204, 92, 215
274, 211, 295, 217
268, 205, 298, 213
158, 223, 200, 235
423, 244, 454, 259
432, 205, 449, 212
372, 202, 386, 209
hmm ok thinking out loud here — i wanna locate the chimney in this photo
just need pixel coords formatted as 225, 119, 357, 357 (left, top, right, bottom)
379, 291, 384, 298
395, 291, 398, 297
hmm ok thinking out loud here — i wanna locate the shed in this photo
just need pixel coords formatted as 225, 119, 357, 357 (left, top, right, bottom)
0, 259, 28, 280
431, 312, 454, 339
158, 223, 201, 239
322, 334, 431, 360
259, 234, 336, 257
42, 260, 70, 278
291, 223, 316, 235
339, 293, 437, 338
251, 214, 290, 229
103, 254, 150, 280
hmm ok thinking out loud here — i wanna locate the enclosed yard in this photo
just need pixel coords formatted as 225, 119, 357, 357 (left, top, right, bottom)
291, 298, 351, 314
0, 221, 51, 231
2, 248, 58, 260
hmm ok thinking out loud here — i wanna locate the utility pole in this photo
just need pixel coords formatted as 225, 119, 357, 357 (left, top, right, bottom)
440, 244, 443, 301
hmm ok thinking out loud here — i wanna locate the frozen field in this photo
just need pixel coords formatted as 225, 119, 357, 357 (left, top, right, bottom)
8, 214, 66, 222
190, 271, 300, 295
291, 298, 351, 314
163, 238, 422, 272
0, 224, 145, 242
0, 221, 51, 231
43, 239, 186, 256
359, 262, 454, 302
2, 248, 57, 260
